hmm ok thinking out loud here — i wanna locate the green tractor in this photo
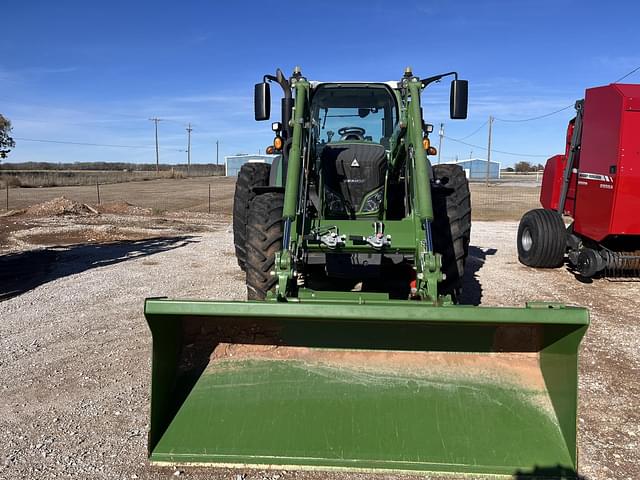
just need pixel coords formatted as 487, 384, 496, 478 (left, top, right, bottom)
145, 67, 589, 478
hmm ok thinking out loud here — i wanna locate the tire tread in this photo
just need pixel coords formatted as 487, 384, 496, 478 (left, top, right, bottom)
432, 164, 472, 302
232, 163, 271, 271
245, 192, 284, 300
517, 208, 566, 268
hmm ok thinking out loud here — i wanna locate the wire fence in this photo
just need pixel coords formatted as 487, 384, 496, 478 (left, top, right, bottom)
469, 183, 541, 221
0, 165, 225, 188
1, 177, 541, 222
1, 176, 233, 215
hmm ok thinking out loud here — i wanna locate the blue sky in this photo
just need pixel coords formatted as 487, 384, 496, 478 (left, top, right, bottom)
2, 0, 639, 167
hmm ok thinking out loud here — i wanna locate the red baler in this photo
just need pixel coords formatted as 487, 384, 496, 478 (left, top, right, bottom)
518, 83, 640, 278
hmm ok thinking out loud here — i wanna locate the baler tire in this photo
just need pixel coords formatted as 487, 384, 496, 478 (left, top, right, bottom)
432, 164, 471, 302
517, 208, 567, 268
233, 162, 271, 271
245, 192, 284, 300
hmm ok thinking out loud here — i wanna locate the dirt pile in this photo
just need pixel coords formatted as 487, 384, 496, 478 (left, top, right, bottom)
95, 200, 151, 215
22, 198, 152, 217
25, 196, 88, 216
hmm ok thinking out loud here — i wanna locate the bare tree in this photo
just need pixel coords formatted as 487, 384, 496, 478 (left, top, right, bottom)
0, 114, 16, 159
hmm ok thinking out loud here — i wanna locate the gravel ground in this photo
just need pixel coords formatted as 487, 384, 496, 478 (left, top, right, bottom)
0, 219, 638, 480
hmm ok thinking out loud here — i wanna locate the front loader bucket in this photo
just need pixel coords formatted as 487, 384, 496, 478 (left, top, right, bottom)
145, 299, 588, 478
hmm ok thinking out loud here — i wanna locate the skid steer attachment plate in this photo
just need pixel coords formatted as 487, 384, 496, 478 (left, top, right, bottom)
145, 299, 588, 477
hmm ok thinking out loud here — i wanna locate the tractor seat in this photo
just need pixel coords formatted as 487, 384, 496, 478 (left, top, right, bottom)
320, 143, 387, 219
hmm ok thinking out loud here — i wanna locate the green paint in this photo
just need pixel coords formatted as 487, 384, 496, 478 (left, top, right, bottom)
407, 79, 434, 222
150, 358, 572, 474
145, 299, 588, 477
282, 80, 308, 220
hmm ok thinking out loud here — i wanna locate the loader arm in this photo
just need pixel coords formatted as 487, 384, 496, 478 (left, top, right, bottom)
404, 78, 441, 300
276, 77, 309, 297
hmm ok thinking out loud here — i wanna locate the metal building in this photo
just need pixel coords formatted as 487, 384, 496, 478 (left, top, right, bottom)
224, 154, 280, 177
441, 158, 501, 180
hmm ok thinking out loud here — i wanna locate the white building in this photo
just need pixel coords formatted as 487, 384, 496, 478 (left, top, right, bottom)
440, 158, 501, 180
224, 154, 280, 177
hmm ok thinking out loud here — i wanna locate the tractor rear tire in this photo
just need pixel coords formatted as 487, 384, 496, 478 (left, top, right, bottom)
432, 164, 472, 302
245, 192, 284, 300
233, 162, 271, 271
517, 208, 567, 268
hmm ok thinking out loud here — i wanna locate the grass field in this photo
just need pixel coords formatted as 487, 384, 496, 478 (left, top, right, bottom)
1, 176, 540, 221
0, 167, 225, 188
469, 183, 540, 221
2, 176, 237, 214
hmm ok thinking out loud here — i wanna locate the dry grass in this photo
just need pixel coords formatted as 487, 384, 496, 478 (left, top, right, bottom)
1, 168, 193, 188
1, 176, 542, 222
1, 176, 237, 215
470, 183, 541, 221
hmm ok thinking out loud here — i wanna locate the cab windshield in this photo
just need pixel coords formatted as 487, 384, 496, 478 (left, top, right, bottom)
311, 85, 397, 146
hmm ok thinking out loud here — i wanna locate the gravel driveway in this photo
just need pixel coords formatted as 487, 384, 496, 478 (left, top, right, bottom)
0, 220, 637, 480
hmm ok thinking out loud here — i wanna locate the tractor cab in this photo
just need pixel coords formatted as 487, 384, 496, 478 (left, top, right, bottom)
310, 83, 398, 219
310, 83, 398, 146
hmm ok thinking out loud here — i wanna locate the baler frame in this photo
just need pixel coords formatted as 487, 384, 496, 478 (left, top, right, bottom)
520, 84, 640, 279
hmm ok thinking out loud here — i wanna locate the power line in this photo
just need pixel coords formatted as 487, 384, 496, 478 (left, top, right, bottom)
613, 64, 640, 83
493, 64, 640, 123
444, 135, 550, 158
451, 119, 489, 140
494, 104, 573, 123
0, 96, 194, 124
14, 137, 153, 149
0, 97, 150, 122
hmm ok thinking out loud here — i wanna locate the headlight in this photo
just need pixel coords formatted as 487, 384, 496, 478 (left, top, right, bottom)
324, 188, 348, 217
360, 188, 384, 214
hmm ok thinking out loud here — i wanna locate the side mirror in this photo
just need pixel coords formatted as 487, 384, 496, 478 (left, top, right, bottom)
254, 82, 271, 121
450, 79, 468, 119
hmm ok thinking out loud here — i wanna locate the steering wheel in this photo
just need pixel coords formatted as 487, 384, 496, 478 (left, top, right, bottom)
338, 126, 366, 141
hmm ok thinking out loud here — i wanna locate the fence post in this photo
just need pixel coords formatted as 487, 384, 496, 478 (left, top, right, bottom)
5, 183, 8, 211
96, 182, 101, 204
208, 184, 211, 214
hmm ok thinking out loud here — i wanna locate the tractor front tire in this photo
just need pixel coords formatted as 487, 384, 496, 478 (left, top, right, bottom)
517, 208, 567, 268
432, 164, 472, 302
233, 162, 271, 271
245, 192, 284, 300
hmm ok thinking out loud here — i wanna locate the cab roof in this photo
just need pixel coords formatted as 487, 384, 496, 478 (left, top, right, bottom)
309, 81, 400, 90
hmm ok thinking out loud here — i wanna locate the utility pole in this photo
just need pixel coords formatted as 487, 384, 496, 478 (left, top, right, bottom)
216, 140, 219, 165
186, 123, 192, 176
486, 115, 494, 186
437, 123, 444, 165
149, 117, 162, 174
